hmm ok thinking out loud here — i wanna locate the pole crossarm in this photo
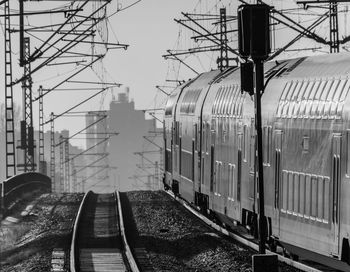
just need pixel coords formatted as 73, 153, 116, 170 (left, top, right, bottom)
43, 87, 109, 125
165, 50, 199, 75
13, 12, 106, 86
267, 10, 328, 60
240, 0, 328, 45
29, 0, 92, 61
180, 12, 241, 58
0, 8, 83, 17
33, 55, 103, 102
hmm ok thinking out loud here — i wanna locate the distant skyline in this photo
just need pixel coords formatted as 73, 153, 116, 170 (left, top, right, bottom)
1, 0, 350, 149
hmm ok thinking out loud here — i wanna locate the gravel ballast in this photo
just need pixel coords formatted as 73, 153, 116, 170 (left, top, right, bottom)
122, 190, 301, 272
0, 193, 83, 272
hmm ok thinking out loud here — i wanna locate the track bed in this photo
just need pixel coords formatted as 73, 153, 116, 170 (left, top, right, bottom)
72, 192, 128, 272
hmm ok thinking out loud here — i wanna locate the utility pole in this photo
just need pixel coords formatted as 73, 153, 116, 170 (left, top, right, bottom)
50, 112, 55, 192
4, 1, 16, 178
20, 37, 35, 172
59, 135, 64, 193
39, 86, 46, 174
329, 1, 339, 52
64, 139, 70, 192
71, 163, 77, 193
218, 8, 229, 71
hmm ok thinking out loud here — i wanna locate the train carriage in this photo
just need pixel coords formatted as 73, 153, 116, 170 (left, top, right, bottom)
163, 52, 350, 269
265, 53, 350, 264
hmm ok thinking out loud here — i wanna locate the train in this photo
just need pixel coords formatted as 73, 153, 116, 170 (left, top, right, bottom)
162, 52, 350, 270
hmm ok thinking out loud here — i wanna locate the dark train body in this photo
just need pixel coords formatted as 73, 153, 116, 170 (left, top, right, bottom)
163, 52, 350, 268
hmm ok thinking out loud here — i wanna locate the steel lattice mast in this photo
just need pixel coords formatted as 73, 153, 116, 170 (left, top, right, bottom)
4, 1, 16, 178
50, 112, 55, 192
39, 86, 45, 174
21, 37, 35, 172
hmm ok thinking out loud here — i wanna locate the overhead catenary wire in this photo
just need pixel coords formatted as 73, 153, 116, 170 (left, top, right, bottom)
55, 116, 107, 146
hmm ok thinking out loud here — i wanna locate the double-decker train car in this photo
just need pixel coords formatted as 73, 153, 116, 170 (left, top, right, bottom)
163, 52, 350, 269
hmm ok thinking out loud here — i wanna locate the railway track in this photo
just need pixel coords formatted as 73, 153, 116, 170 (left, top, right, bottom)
70, 191, 139, 272
166, 191, 341, 272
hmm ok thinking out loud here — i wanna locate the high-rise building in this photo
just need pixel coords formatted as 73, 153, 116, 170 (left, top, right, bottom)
108, 89, 162, 191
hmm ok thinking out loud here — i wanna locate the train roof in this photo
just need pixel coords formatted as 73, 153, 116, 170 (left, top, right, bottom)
266, 52, 350, 121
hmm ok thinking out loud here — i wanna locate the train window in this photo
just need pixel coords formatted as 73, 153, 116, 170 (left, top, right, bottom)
215, 161, 222, 194
333, 79, 346, 102
226, 86, 234, 115
342, 79, 350, 99
308, 80, 321, 118
224, 86, 231, 115
280, 81, 291, 101
319, 80, 334, 117
223, 86, 232, 115
293, 173, 300, 214
212, 87, 221, 115
228, 163, 235, 200
300, 81, 314, 117
229, 85, 237, 116
311, 176, 318, 219
285, 81, 296, 100
263, 126, 272, 165
305, 174, 311, 217
347, 130, 350, 177
328, 80, 339, 101
321, 80, 333, 101
314, 80, 326, 100
243, 125, 247, 162
317, 176, 324, 220
206, 123, 210, 153
302, 136, 309, 152
323, 177, 330, 223
202, 122, 206, 153
281, 170, 288, 212
220, 86, 229, 115
294, 81, 308, 117
288, 172, 294, 213
287, 82, 300, 118
216, 87, 224, 115
237, 92, 245, 117
230, 85, 237, 115
299, 173, 305, 216
250, 120, 255, 169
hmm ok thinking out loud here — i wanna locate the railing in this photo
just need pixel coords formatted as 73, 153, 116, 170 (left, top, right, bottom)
0, 172, 51, 217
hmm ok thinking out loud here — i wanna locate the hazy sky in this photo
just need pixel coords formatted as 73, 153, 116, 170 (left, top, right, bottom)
2, 0, 350, 149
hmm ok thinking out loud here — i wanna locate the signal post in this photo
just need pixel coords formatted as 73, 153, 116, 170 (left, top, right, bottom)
238, 4, 278, 271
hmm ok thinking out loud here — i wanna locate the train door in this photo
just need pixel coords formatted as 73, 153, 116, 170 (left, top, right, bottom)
274, 130, 283, 236
332, 133, 341, 256
210, 128, 216, 193
173, 121, 179, 173
248, 119, 256, 203
237, 133, 243, 202
194, 122, 201, 193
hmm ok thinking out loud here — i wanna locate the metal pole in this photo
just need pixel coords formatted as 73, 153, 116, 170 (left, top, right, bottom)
19, 0, 24, 67
4, 0, 16, 178
59, 135, 64, 192
50, 112, 55, 192
254, 59, 266, 254
39, 86, 45, 174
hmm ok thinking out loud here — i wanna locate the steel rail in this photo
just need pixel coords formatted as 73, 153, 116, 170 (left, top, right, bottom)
166, 191, 323, 272
70, 190, 92, 272
116, 191, 140, 272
